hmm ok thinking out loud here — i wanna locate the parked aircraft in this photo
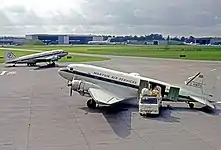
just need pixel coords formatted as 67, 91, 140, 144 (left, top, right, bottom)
88, 37, 116, 45
58, 64, 220, 110
4, 50, 68, 67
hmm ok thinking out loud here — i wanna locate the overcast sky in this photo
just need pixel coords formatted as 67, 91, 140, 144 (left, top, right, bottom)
0, 0, 221, 37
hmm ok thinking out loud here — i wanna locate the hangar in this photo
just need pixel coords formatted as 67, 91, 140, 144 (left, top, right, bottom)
195, 37, 221, 45
25, 34, 104, 45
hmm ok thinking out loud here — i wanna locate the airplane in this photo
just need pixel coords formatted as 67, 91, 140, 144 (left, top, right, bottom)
4, 49, 68, 67
58, 64, 221, 110
87, 37, 116, 45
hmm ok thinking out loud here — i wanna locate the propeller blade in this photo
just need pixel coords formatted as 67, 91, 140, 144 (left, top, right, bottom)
70, 87, 73, 96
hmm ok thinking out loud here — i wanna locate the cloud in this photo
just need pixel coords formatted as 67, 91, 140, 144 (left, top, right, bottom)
0, 0, 221, 36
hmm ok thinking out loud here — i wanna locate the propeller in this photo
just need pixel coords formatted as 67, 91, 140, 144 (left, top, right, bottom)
67, 80, 73, 96
69, 86, 73, 96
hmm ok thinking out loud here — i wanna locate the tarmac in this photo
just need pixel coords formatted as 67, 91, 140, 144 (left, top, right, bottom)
0, 57, 221, 150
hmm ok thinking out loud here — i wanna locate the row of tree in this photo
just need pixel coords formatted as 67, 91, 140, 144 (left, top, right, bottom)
104, 34, 196, 43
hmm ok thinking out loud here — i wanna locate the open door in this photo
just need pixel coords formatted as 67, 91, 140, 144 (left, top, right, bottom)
167, 87, 180, 101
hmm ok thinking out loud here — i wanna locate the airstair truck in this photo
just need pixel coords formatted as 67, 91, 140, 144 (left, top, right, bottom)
139, 86, 162, 116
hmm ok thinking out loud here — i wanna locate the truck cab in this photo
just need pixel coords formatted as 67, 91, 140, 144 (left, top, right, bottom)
139, 87, 162, 116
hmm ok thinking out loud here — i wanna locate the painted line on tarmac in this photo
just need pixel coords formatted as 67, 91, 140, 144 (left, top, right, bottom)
0, 71, 7, 76
0, 71, 16, 76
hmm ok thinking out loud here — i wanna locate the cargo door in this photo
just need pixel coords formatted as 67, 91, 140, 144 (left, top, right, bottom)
167, 87, 180, 101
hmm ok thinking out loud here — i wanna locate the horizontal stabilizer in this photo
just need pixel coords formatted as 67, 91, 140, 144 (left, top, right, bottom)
210, 101, 221, 104
190, 96, 215, 109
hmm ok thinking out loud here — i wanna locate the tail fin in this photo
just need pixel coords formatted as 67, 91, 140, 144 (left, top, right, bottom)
185, 72, 204, 89
202, 69, 219, 99
106, 37, 112, 42
185, 69, 219, 100
4, 51, 16, 63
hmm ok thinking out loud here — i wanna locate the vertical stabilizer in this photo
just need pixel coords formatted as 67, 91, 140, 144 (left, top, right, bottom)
185, 72, 204, 89
185, 70, 219, 100
202, 69, 218, 98
4, 51, 16, 63
106, 37, 112, 42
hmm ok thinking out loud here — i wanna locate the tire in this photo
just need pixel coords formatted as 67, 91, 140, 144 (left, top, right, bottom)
51, 62, 55, 67
189, 103, 194, 109
86, 99, 97, 109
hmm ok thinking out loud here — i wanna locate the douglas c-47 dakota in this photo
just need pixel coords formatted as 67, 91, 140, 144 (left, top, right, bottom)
58, 64, 221, 115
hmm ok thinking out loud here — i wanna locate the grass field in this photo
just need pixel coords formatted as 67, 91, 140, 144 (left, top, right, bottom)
9, 45, 221, 61
0, 50, 109, 63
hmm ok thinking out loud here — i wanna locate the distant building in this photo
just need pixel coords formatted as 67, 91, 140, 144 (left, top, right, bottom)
25, 34, 104, 45
195, 37, 221, 45
0, 36, 26, 45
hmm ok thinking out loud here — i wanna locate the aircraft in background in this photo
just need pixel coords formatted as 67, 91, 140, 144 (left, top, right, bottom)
4, 50, 68, 67
88, 37, 116, 45
58, 64, 220, 110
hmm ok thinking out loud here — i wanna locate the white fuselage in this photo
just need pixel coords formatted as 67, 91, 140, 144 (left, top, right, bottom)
58, 64, 173, 105
6, 50, 68, 64
58, 64, 218, 109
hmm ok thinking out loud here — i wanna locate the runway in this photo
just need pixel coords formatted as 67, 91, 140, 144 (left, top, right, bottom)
0, 57, 221, 150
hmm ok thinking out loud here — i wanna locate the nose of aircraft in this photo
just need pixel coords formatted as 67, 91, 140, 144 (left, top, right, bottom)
58, 68, 68, 79
60, 51, 68, 57
64, 51, 68, 56
58, 67, 74, 81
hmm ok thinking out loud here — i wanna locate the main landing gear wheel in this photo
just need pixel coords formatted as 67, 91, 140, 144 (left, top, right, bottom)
86, 99, 97, 109
52, 62, 55, 67
189, 103, 194, 109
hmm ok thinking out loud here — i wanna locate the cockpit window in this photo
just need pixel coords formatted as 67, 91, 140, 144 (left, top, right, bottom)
69, 67, 73, 71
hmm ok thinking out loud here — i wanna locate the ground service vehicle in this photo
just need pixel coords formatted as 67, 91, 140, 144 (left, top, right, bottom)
139, 87, 162, 116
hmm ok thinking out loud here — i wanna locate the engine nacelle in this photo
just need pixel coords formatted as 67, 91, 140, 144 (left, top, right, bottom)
70, 80, 98, 95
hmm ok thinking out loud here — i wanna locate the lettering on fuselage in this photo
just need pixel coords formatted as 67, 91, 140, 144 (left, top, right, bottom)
93, 72, 137, 84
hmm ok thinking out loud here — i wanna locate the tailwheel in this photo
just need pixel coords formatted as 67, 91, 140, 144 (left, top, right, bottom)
86, 99, 97, 109
189, 103, 194, 109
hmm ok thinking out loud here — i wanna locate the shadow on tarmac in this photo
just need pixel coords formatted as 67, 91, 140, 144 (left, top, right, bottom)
80, 104, 132, 138
4, 63, 66, 71
79, 104, 221, 138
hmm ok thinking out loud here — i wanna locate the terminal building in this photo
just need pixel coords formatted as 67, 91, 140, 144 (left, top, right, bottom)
25, 34, 104, 45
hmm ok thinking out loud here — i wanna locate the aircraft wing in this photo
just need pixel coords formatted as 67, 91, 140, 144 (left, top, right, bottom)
189, 95, 215, 109
88, 88, 122, 105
